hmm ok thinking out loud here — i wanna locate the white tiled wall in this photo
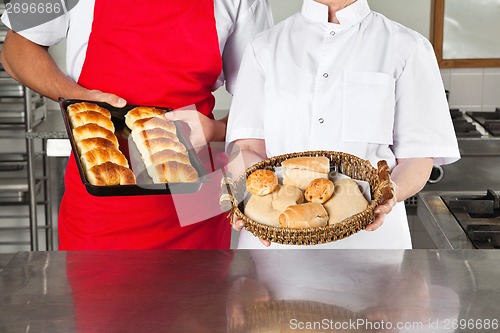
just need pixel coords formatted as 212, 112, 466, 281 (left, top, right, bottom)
441, 67, 500, 111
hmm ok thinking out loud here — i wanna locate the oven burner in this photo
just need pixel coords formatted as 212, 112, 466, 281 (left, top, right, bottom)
467, 108, 500, 137
450, 109, 482, 138
442, 189, 500, 249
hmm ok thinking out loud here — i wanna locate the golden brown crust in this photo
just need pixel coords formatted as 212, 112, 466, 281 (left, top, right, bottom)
70, 111, 115, 132
72, 124, 119, 146
125, 106, 167, 129
80, 147, 129, 170
278, 202, 329, 229
145, 149, 190, 167
67, 102, 111, 118
246, 169, 279, 196
304, 178, 335, 204
281, 157, 330, 174
77, 137, 118, 155
136, 137, 187, 156
130, 116, 176, 133
147, 161, 198, 183
131, 128, 178, 145
323, 178, 368, 225
86, 161, 136, 186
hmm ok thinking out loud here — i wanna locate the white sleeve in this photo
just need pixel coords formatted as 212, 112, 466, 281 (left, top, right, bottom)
222, 0, 273, 94
1, 8, 68, 47
392, 38, 460, 166
226, 42, 266, 143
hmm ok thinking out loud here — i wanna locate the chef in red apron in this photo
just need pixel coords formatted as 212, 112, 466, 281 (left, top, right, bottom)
1, 0, 273, 250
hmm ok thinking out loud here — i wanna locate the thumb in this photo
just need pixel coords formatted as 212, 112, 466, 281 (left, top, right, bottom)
89, 90, 127, 108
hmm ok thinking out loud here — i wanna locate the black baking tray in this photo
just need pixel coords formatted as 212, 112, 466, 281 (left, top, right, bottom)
59, 98, 209, 196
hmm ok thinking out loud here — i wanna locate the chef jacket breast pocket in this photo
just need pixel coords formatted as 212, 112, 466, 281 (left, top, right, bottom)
341, 71, 396, 145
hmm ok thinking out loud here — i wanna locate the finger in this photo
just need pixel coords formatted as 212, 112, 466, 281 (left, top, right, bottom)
260, 239, 271, 247
366, 213, 386, 231
232, 219, 245, 231
90, 90, 127, 108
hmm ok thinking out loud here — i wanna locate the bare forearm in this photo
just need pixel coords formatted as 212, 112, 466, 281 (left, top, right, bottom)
1, 30, 88, 101
391, 158, 433, 202
227, 139, 267, 178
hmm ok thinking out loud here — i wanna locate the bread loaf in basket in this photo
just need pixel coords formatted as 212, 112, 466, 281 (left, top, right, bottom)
220, 151, 393, 245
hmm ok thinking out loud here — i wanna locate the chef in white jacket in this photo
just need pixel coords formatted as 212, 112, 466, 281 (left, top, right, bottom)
226, 0, 460, 249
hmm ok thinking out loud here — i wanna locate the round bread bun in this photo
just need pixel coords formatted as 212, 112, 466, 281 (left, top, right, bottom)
304, 178, 335, 203
246, 169, 279, 196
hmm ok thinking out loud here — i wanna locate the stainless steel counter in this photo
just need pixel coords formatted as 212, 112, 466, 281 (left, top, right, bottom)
1, 250, 500, 333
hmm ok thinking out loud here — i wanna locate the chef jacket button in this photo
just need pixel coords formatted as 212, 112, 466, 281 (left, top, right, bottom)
319, 118, 325, 124
330, 31, 336, 36
323, 73, 329, 78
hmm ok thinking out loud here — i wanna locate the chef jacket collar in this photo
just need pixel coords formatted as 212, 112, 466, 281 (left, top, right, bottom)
301, 0, 371, 27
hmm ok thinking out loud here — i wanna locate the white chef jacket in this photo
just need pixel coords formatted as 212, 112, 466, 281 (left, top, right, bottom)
1, 0, 274, 93
226, 0, 461, 249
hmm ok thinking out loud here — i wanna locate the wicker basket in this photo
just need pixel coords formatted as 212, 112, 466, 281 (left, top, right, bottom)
220, 151, 393, 245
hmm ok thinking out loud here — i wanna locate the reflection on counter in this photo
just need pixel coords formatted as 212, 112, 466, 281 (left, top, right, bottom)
3, 250, 498, 333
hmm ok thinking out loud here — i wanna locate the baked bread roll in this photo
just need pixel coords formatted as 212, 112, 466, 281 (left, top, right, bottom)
136, 137, 188, 157
81, 147, 129, 170
73, 124, 119, 147
130, 117, 177, 134
125, 106, 167, 129
244, 192, 281, 227
323, 178, 369, 225
246, 169, 279, 196
304, 178, 335, 203
279, 202, 329, 229
76, 137, 118, 155
70, 111, 115, 133
131, 128, 178, 146
271, 185, 304, 213
67, 102, 111, 118
86, 161, 136, 186
145, 149, 191, 167
147, 161, 198, 183
282, 157, 330, 190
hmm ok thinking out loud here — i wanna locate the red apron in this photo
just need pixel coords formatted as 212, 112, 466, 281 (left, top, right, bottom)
58, 0, 231, 250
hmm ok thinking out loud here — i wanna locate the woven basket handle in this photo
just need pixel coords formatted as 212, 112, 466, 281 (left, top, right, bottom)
377, 160, 394, 202
219, 171, 238, 213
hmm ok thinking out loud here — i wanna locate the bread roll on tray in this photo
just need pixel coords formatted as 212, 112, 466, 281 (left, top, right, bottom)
70, 111, 115, 133
125, 106, 167, 129
73, 124, 119, 147
67, 102, 111, 118
147, 161, 198, 183
136, 137, 187, 157
246, 169, 278, 196
144, 149, 191, 167
282, 156, 330, 190
86, 161, 136, 186
130, 117, 177, 134
77, 137, 118, 155
81, 147, 129, 170
279, 202, 329, 229
131, 128, 178, 146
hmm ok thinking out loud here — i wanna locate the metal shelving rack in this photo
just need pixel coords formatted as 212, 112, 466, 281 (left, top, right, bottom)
0, 4, 53, 251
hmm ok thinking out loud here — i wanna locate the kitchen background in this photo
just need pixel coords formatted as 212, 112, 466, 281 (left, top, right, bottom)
1, 0, 499, 253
